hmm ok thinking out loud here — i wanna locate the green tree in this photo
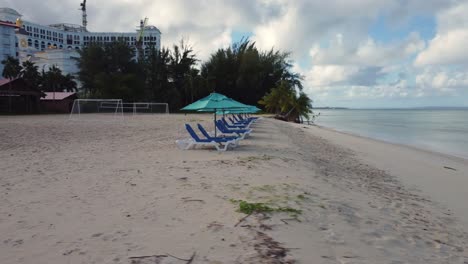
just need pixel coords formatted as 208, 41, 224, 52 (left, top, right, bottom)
168, 40, 198, 108
62, 74, 78, 92
1, 56, 23, 113
76, 43, 106, 97
76, 41, 144, 100
142, 46, 171, 101
259, 80, 313, 122
1, 56, 22, 79
201, 39, 303, 107
21, 60, 41, 89
42, 65, 64, 94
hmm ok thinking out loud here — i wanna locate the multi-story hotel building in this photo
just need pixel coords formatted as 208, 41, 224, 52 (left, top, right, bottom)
0, 16, 18, 75
0, 7, 161, 77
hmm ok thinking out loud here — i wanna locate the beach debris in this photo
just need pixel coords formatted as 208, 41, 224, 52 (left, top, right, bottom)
251, 231, 294, 263
280, 218, 301, 225
207, 221, 224, 231
235, 213, 253, 227
443, 166, 457, 171
129, 252, 196, 264
231, 199, 301, 227
182, 197, 204, 203
238, 154, 275, 163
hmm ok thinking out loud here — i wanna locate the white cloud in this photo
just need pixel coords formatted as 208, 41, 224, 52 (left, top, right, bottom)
416, 68, 468, 95
310, 32, 425, 67
4, 0, 468, 105
415, 29, 468, 66
415, 2, 468, 66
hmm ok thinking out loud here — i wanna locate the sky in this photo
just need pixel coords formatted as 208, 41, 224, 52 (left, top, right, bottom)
5, 0, 468, 108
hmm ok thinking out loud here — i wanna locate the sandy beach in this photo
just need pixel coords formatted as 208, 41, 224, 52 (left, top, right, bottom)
0, 114, 467, 264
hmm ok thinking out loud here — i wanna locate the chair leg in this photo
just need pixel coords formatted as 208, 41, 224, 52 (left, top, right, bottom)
185, 142, 193, 150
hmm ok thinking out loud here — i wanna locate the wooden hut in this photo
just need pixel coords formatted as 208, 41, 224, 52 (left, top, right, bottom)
0, 78, 45, 114
40, 92, 78, 113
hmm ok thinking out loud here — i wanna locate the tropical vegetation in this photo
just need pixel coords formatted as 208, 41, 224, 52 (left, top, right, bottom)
2, 38, 313, 121
1, 56, 78, 93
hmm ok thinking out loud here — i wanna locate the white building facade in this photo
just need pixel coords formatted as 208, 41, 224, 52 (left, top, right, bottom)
0, 7, 161, 77
0, 18, 18, 75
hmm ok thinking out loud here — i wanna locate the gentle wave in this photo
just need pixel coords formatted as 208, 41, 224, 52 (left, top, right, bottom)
313, 109, 468, 159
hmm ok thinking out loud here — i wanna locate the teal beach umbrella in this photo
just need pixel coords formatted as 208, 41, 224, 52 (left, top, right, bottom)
181, 92, 251, 136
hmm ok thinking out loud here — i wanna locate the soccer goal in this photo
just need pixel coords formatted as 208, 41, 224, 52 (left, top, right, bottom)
69, 99, 124, 119
124, 102, 170, 115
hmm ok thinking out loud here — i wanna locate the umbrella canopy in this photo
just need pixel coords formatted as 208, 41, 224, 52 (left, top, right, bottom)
181, 92, 250, 111
215, 106, 261, 114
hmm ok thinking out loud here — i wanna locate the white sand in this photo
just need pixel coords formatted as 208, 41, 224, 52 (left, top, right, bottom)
0, 114, 466, 263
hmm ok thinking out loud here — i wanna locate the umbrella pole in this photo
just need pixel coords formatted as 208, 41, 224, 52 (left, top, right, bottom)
214, 110, 217, 137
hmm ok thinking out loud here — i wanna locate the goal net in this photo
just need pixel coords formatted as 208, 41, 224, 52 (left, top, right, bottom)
124, 102, 170, 115
69, 99, 124, 119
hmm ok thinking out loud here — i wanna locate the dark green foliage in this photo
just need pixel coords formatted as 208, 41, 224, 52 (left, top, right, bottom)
1, 57, 77, 93
74, 37, 312, 114
41, 65, 78, 93
233, 199, 302, 215
76, 40, 200, 110
201, 39, 304, 107
1, 56, 22, 80
1, 56, 23, 113
259, 80, 313, 122
21, 61, 41, 89
76, 41, 143, 100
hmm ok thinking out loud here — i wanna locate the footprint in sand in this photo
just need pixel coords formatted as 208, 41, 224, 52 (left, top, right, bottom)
324, 229, 345, 244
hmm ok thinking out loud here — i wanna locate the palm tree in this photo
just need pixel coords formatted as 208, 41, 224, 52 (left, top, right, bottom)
288, 91, 313, 122
62, 74, 77, 92
1, 56, 23, 112
42, 65, 64, 99
21, 60, 41, 89
168, 39, 198, 106
259, 80, 313, 123
258, 81, 294, 115
201, 38, 304, 107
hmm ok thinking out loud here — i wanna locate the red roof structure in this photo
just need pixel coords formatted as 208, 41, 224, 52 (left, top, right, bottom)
41, 92, 77, 100
0, 78, 45, 96
0, 78, 15, 86
0, 20, 18, 28
0, 78, 45, 114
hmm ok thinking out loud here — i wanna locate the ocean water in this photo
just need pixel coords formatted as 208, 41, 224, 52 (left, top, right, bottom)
312, 109, 468, 159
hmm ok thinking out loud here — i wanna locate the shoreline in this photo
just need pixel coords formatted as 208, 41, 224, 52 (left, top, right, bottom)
291, 121, 468, 230
312, 122, 468, 162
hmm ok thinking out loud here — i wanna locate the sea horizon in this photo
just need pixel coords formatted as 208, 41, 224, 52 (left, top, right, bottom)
314, 106, 468, 110
313, 108, 468, 160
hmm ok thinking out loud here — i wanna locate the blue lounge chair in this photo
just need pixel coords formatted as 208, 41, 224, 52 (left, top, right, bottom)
215, 120, 251, 139
229, 116, 254, 125
177, 124, 237, 151
197, 124, 241, 146
222, 117, 251, 129
236, 114, 258, 123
